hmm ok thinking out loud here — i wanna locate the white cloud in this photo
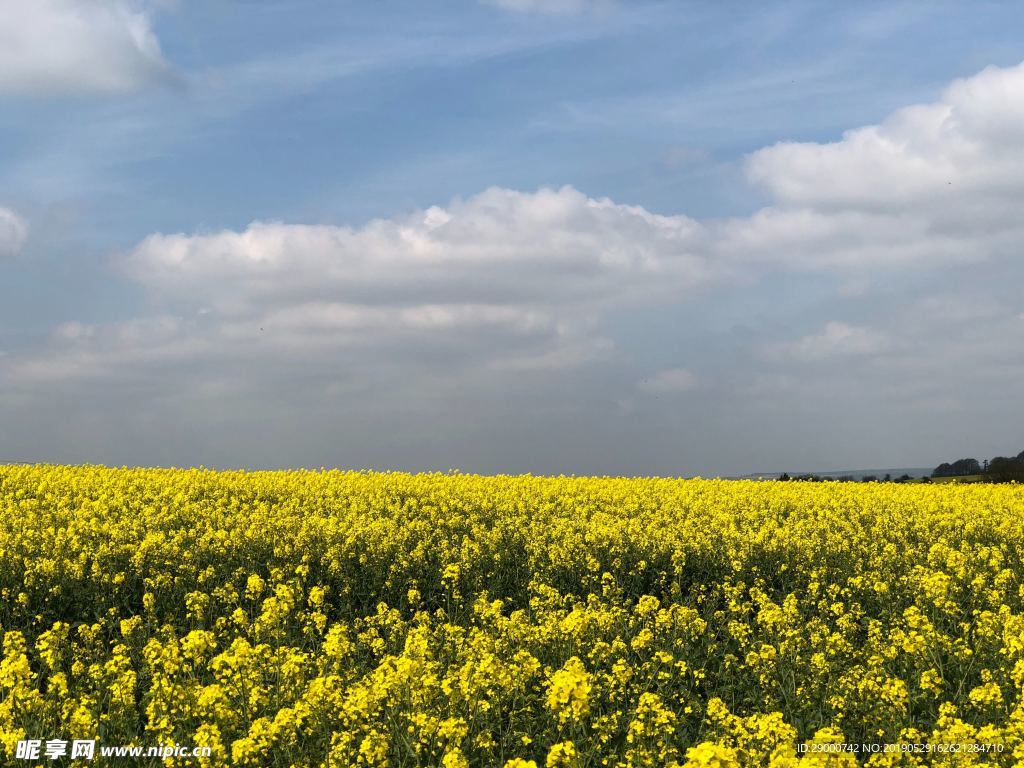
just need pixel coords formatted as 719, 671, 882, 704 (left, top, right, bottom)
637, 368, 698, 394
7, 186, 712, 386
0, 208, 28, 257
730, 61, 1024, 269
0, 0, 171, 94
764, 322, 887, 363
124, 186, 709, 315
482, 0, 600, 13
747, 63, 1024, 208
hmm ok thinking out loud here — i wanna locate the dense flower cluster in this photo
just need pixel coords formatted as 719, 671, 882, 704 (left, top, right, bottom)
1, 466, 1023, 766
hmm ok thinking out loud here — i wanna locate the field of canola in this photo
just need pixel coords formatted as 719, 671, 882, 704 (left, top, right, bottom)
2, 465, 1024, 767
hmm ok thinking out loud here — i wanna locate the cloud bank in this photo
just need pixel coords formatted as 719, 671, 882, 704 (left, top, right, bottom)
7, 186, 710, 387
12, 61, 1024, 384
13, 62, 1024, 368
5, 60, 1024, 470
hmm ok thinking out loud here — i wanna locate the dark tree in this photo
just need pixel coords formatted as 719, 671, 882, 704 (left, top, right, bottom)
985, 456, 1024, 483
951, 458, 981, 475
933, 458, 981, 477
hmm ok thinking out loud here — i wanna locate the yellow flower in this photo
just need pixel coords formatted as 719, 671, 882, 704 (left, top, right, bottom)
683, 742, 739, 768
245, 573, 266, 601
2, 464, 1024, 768
968, 681, 1003, 709
546, 657, 592, 725
546, 741, 579, 768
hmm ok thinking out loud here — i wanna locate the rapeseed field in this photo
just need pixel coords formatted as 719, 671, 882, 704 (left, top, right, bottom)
1, 465, 1023, 766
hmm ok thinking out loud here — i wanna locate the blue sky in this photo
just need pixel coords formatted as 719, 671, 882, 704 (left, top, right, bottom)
1, 0, 1023, 474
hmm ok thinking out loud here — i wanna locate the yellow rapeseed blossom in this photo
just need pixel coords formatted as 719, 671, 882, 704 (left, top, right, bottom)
0, 465, 1022, 766
546, 657, 592, 725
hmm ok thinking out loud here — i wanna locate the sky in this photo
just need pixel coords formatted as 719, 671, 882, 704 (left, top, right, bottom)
1, 0, 1023, 476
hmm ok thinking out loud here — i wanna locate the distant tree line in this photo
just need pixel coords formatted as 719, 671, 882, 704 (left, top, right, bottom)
776, 472, 916, 483
773, 449, 1024, 484
983, 452, 1024, 483
931, 450, 1024, 483
932, 458, 981, 477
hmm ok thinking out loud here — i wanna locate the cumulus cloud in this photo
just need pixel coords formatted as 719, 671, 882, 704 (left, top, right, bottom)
747, 63, 1024, 208
0, 208, 28, 257
637, 368, 698, 394
123, 186, 709, 314
7, 186, 711, 386
731, 61, 1024, 269
0, 0, 171, 94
